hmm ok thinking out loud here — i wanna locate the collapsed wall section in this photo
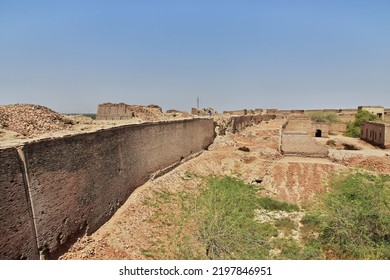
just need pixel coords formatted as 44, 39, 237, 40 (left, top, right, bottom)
231, 114, 274, 134
1, 118, 215, 259
0, 148, 38, 260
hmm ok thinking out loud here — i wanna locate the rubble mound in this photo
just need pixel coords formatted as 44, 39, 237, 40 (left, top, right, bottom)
0, 104, 74, 136
130, 104, 164, 121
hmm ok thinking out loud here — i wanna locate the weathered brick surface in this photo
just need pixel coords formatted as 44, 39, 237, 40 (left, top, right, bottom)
22, 118, 215, 258
360, 121, 390, 148
231, 114, 275, 134
281, 132, 328, 157
0, 148, 38, 259
284, 118, 312, 134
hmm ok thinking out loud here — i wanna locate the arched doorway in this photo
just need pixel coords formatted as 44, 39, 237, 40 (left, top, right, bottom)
315, 129, 322, 137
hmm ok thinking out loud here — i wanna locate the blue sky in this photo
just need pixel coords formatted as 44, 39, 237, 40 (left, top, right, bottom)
0, 0, 389, 113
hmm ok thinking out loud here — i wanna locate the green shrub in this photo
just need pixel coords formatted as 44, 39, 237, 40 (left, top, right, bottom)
197, 176, 278, 259
307, 112, 340, 123
345, 110, 379, 138
318, 171, 390, 259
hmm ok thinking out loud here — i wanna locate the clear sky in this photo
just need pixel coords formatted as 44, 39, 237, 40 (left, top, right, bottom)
1, 0, 389, 113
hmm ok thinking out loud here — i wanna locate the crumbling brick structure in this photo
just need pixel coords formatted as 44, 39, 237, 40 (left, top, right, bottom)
360, 121, 390, 148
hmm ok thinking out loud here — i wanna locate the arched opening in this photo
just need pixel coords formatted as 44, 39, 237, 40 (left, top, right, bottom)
315, 129, 322, 137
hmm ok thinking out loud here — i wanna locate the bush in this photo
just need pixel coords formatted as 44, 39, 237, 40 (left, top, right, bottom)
257, 197, 300, 212
318, 171, 390, 259
307, 112, 340, 123
197, 176, 278, 259
345, 110, 379, 138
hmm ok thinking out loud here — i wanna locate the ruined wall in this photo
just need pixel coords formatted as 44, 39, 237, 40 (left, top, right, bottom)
265, 109, 278, 114
230, 114, 275, 134
0, 119, 215, 259
385, 108, 390, 118
96, 103, 135, 120
329, 123, 347, 134
284, 118, 312, 134
254, 109, 263, 114
311, 122, 330, 137
360, 121, 389, 148
223, 109, 247, 116
387, 125, 390, 148
281, 132, 328, 157
0, 148, 38, 260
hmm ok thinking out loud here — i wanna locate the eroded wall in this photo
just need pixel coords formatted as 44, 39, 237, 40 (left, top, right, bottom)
281, 132, 328, 157
0, 148, 38, 260
96, 103, 135, 120
231, 114, 274, 134
0, 118, 215, 259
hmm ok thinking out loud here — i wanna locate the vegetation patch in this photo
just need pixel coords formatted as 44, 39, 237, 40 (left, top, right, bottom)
315, 171, 390, 259
307, 112, 340, 123
345, 110, 379, 138
141, 172, 389, 260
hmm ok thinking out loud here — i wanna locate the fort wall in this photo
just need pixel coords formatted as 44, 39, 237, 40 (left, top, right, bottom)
223, 109, 247, 116
0, 119, 215, 259
231, 114, 274, 134
283, 118, 312, 134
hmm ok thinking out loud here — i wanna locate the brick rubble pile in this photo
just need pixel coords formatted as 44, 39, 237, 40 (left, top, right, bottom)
0, 104, 74, 137
127, 104, 164, 121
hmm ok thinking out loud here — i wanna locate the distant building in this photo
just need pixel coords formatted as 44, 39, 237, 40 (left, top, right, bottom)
283, 116, 347, 138
358, 106, 385, 120
360, 121, 390, 148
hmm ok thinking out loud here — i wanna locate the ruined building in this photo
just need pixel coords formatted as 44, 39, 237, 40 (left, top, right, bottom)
360, 121, 390, 148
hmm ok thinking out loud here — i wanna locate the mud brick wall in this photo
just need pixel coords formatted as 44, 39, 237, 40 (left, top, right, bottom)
329, 123, 347, 134
284, 118, 312, 134
0, 148, 38, 260
223, 109, 247, 116
311, 122, 330, 137
96, 103, 135, 120
231, 114, 269, 134
281, 132, 328, 157
0, 118, 215, 259
360, 122, 390, 148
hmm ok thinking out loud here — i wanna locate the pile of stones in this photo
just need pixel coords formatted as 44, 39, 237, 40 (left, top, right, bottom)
0, 104, 74, 137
